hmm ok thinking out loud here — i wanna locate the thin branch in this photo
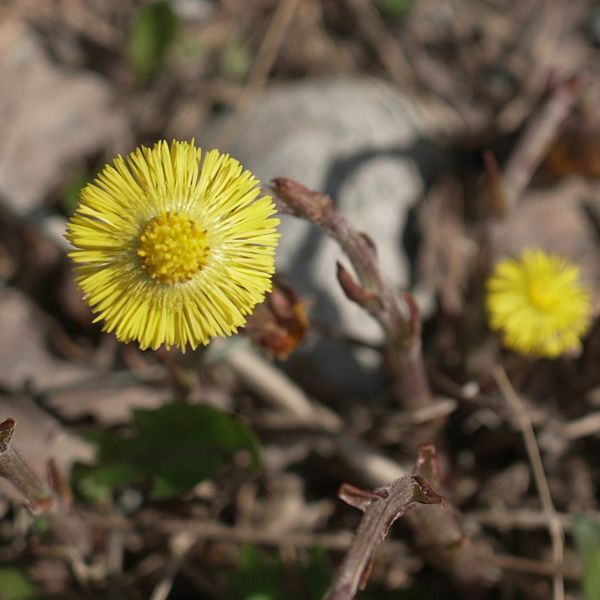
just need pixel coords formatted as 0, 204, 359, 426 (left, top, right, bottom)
88, 512, 371, 552
342, 0, 416, 90
491, 553, 581, 581
562, 412, 600, 440
334, 436, 407, 486
214, 340, 342, 431
106, 526, 125, 600
494, 367, 565, 600
149, 532, 198, 600
499, 77, 580, 213
468, 507, 600, 532
211, 0, 301, 148
326, 445, 498, 596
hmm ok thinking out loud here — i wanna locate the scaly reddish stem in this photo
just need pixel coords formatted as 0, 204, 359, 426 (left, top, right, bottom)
272, 178, 433, 411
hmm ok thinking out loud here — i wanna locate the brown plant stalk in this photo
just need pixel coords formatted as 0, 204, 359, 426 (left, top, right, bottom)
326, 444, 501, 598
405, 445, 500, 585
325, 448, 445, 600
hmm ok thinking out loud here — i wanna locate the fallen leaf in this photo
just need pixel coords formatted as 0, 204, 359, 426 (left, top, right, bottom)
0, 20, 128, 215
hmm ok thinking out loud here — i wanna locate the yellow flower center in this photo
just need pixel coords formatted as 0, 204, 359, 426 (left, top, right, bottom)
138, 211, 208, 285
527, 278, 559, 312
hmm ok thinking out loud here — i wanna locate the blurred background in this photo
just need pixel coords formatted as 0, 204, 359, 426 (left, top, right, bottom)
2, 0, 600, 598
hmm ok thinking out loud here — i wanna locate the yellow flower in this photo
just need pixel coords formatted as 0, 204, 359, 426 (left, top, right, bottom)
66, 140, 279, 351
486, 249, 591, 358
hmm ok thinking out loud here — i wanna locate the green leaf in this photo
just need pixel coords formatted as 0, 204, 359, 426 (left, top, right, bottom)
220, 40, 252, 80
574, 516, 600, 600
30, 516, 50, 537
230, 545, 285, 600
72, 462, 144, 503
177, 37, 206, 62
60, 172, 88, 214
375, 0, 413, 18
300, 546, 331, 600
72, 404, 260, 500
229, 545, 331, 600
128, 1, 179, 80
0, 566, 38, 600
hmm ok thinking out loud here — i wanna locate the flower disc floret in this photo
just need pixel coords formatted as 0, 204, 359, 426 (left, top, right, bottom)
138, 211, 208, 284
66, 140, 280, 351
486, 248, 591, 358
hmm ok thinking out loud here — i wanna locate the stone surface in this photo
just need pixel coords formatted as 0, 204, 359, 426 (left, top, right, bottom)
202, 79, 442, 396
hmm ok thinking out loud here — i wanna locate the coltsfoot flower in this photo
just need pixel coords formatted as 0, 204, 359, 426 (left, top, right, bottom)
66, 140, 279, 351
486, 248, 591, 358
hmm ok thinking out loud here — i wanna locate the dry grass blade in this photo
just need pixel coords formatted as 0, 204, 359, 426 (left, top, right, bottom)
468, 507, 600, 531
493, 367, 565, 600
501, 78, 580, 212
343, 0, 416, 89
212, 0, 302, 147
149, 532, 198, 600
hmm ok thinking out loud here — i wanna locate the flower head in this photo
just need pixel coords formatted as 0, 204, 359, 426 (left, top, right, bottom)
486, 248, 591, 358
66, 140, 279, 351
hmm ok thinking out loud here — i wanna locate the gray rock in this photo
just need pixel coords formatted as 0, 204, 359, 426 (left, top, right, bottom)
202, 79, 442, 396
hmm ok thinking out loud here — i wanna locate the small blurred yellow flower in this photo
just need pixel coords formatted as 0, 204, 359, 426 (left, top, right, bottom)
486, 249, 591, 358
66, 140, 279, 351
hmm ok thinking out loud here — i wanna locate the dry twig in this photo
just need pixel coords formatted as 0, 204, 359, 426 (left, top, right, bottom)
214, 340, 342, 431
562, 412, 600, 440
494, 367, 565, 600
343, 0, 416, 89
491, 553, 581, 582
90, 512, 375, 553
212, 0, 301, 147
334, 436, 407, 486
468, 507, 600, 532
494, 77, 580, 215
150, 532, 198, 600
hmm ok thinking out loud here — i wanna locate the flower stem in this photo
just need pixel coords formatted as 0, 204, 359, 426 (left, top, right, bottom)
272, 178, 433, 411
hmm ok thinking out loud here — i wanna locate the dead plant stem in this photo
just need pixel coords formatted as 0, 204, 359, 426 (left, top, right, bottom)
213, 0, 301, 147
494, 367, 564, 600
